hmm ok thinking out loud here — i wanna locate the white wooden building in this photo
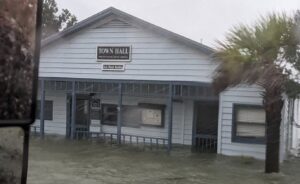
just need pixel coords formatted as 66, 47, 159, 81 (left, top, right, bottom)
34, 7, 300, 160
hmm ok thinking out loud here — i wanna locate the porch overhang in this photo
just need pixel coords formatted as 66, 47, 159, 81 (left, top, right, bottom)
38, 77, 219, 101
37, 77, 219, 152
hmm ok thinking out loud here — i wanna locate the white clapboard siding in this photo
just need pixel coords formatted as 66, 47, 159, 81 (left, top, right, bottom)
40, 20, 216, 83
34, 91, 67, 136
218, 85, 266, 160
218, 85, 290, 160
40, 63, 215, 70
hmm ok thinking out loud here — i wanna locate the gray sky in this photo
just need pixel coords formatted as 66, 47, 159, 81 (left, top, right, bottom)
56, 0, 300, 48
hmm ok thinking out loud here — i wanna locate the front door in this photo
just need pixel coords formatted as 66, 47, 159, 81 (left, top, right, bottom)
193, 101, 219, 152
66, 95, 91, 139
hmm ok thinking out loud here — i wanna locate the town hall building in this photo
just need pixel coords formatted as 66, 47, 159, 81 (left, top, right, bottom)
33, 7, 300, 161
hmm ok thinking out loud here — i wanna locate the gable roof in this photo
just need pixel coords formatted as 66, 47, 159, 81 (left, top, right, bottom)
41, 7, 215, 55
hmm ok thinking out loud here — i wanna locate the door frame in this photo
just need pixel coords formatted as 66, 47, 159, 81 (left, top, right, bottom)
192, 100, 219, 148
66, 93, 92, 138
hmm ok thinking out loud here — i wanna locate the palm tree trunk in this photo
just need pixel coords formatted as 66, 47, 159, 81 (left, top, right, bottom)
264, 88, 283, 173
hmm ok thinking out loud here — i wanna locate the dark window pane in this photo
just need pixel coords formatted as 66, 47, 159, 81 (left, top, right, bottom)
91, 110, 101, 120
36, 100, 53, 120
122, 106, 141, 127
101, 104, 117, 125
90, 99, 101, 120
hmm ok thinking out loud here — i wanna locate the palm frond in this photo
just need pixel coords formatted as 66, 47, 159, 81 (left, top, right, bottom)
213, 12, 299, 95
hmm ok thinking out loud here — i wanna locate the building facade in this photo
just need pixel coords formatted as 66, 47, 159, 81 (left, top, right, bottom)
34, 7, 299, 160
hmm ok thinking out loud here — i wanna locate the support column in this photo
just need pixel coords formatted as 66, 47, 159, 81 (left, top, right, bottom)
117, 83, 123, 144
167, 83, 173, 152
21, 125, 30, 183
71, 81, 76, 140
40, 80, 45, 138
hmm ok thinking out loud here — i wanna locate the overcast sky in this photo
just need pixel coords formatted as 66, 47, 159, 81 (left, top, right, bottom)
56, 0, 300, 48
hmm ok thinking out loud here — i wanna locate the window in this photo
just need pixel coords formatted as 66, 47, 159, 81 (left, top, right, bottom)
101, 103, 165, 127
232, 104, 266, 144
36, 100, 53, 120
122, 106, 140, 127
139, 103, 165, 127
101, 104, 117, 125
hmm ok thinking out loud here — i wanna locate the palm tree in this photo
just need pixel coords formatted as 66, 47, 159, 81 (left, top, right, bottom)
213, 13, 300, 173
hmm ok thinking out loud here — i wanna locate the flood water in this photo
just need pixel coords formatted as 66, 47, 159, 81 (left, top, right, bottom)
0, 128, 24, 184
28, 136, 300, 184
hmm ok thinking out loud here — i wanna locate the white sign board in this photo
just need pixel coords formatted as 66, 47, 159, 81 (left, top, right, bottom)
141, 109, 162, 126
101, 63, 125, 71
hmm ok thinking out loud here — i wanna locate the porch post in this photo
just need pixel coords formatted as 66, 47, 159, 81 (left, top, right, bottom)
117, 83, 123, 144
71, 81, 76, 140
40, 80, 45, 138
167, 83, 173, 152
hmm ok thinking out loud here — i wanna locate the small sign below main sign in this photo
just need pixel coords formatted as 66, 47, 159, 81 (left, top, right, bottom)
102, 63, 125, 71
97, 46, 131, 61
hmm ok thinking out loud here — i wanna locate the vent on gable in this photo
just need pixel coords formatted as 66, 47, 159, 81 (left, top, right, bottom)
102, 20, 132, 28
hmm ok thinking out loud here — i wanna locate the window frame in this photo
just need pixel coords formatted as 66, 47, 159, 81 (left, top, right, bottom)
36, 100, 53, 121
232, 104, 266, 144
100, 103, 166, 128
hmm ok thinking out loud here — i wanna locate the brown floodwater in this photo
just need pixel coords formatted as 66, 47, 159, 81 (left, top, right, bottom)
27, 136, 300, 184
0, 127, 24, 184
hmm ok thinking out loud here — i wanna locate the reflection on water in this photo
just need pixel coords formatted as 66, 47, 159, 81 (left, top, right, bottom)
28, 136, 300, 184
0, 127, 24, 184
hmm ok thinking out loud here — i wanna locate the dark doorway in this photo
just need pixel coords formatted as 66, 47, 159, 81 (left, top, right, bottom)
193, 101, 219, 152
66, 94, 91, 139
